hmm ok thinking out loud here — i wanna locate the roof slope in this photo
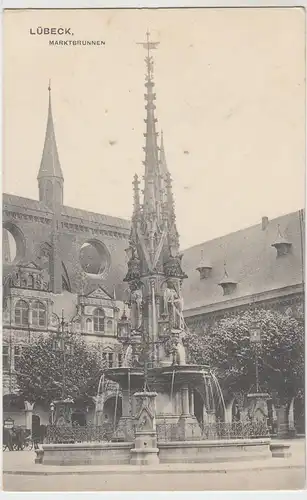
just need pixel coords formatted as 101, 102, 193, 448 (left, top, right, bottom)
3, 193, 130, 231
181, 211, 304, 312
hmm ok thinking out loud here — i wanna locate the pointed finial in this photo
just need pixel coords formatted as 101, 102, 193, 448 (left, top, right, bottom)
137, 30, 159, 50
48, 79, 51, 92
223, 261, 229, 278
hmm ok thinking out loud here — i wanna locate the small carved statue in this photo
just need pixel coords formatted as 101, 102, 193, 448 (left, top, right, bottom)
163, 283, 185, 330
128, 281, 143, 330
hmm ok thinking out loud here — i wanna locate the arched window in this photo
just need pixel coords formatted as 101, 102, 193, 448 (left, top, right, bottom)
86, 318, 93, 333
15, 300, 29, 326
93, 308, 105, 333
32, 301, 47, 327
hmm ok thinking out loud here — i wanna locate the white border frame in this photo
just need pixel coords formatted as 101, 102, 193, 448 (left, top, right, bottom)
0, 1, 306, 499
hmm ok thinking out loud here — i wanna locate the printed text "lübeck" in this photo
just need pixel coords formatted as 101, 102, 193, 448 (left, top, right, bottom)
30, 27, 74, 35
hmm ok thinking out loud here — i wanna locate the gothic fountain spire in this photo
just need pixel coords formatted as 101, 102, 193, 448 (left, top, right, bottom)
139, 31, 163, 225
103, 33, 214, 445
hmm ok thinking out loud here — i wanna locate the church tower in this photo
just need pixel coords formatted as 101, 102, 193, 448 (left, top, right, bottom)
37, 82, 64, 209
38, 83, 63, 294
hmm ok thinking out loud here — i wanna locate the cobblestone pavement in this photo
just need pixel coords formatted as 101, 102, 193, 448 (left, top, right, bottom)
2, 438, 306, 491
3, 468, 306, 491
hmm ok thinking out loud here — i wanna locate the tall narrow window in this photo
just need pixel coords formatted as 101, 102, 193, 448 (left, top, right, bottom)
93, 308, 105, 333
86, 318, 93, 333
3, 345, 9, 371
118, 353, 122, 367
27, 275, 34, 288
107, 353, 114, 368
15, 300, 29, 326
32, 301, 47, 327
103, 352, 114, 368
14, 345, 23, 371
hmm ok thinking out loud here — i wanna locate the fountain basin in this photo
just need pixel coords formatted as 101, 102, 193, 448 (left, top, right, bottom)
40, 437, 272, 466
104, 367, 144, 389
158, 437, 272, 463
42, 441, 133, 466
152, 365, 211, 385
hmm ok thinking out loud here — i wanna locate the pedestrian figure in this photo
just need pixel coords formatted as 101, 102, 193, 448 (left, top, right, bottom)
15, 427, 25, 450
3, 426, 13, 451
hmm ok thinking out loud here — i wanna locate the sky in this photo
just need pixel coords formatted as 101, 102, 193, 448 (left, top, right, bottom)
2, 7, 306, 249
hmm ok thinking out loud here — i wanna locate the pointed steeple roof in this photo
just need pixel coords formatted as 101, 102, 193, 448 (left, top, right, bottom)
140, 31, 162, 220
37, 82, 63, 180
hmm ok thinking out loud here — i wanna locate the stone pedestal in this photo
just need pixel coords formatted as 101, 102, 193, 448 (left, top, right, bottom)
113, 416, 135, 441
54, 398, 74, 426
24, 401, 35, 431
246, 392, 270, 422
275, 405, 289, 438
130, 391, 159, 465
177, 414, 202, 440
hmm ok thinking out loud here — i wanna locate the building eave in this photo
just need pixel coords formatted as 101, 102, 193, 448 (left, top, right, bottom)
183, 282, 304, 318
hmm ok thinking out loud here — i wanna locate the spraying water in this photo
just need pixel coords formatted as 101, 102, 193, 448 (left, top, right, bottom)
113, 384, 120, 430
210, 371, 226, 419
203, 373, 210, 412
128, 369, 131, 416
170, 368, 176, 403
123, 344, 133, 368
94, 373, 105, 425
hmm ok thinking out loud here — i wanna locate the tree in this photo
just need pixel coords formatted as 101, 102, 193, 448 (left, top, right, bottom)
185, 307, 304, 403
16, 334, 105, 405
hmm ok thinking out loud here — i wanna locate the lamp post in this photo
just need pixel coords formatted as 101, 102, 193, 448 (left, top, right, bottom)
50, 402, 55, 424
249, 322, 262, 393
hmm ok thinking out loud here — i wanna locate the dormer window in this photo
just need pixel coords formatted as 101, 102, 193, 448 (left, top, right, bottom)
196, 250, 212, 279
219, 265, 237, 296
271, 225, 292, 257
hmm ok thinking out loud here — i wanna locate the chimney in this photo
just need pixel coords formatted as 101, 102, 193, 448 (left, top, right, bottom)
262, 216, 269, 231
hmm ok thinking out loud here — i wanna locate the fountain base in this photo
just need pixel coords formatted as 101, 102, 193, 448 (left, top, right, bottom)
177, 415, 202, 440
130, 430, 160, 465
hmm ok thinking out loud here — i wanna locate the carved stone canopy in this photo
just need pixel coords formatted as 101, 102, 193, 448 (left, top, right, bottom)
163, 255, 188, 279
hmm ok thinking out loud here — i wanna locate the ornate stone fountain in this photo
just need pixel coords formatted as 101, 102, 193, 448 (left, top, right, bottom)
40, 33, 272, 466
103, 32, 217, 443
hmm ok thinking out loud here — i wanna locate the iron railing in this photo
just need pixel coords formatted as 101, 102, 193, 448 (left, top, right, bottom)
46, 419, 269, 444
46, 424, 114, 444
156, 420, 270, 442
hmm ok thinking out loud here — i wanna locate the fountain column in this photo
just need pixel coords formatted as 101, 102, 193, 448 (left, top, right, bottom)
189, 389, 195, 416
181, 384, 190, 416
122, 389, 131, 417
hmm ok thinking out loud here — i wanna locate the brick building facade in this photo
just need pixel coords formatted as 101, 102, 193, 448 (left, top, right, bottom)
2, 87, 130, 430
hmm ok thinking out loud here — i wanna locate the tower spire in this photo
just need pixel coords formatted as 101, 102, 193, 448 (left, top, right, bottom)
38, 82, 63, 182
38, 83, 63, 294
137, 31, 162, 221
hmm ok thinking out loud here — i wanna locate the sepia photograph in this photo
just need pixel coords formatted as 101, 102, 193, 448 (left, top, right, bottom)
1, 5, 306, 492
